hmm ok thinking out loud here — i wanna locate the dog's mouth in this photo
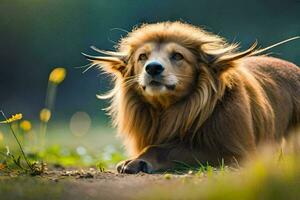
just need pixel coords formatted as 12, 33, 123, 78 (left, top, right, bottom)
142, 80, 176, 91
149, 80, 162, 87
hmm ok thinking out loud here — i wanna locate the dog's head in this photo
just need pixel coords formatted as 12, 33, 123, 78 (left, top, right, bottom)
84, 22, 256, 107
131, 41, 198, 100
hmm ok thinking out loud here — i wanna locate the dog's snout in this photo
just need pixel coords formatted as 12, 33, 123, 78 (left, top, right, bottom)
145, 61, 164, 76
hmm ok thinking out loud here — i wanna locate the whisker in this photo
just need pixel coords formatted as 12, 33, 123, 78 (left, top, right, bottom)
82, 63, 98, 74
74, 63, 92, 69
110, 27, 129, 34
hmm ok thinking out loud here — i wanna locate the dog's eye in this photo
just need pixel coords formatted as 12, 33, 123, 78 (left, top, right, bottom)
171, 52, 184, 61
138, 53, 148, 61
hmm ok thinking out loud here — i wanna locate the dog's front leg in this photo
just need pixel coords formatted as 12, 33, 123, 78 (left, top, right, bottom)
117, 144, 214, 174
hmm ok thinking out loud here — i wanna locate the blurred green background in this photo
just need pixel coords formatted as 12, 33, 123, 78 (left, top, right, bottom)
0, 0, 299, 160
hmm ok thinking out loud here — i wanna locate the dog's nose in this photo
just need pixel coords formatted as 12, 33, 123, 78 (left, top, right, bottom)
145, 61, 164, 76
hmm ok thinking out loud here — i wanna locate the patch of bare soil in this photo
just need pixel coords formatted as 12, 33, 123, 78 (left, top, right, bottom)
0, 168, 191, 200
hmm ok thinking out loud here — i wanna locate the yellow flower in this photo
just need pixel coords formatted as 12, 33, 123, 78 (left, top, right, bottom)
40, 108, 51, 123
49, 67, 66, 84
20, 120, 32, 132
0, 113, 22, 124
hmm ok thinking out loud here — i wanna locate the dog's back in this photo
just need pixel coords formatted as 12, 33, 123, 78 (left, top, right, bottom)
241, 56, 300, 140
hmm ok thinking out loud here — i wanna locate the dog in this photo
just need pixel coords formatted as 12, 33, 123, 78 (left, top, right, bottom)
84, 21, 300, 174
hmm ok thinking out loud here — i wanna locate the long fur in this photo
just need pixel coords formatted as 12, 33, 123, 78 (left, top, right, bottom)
85, 22, 300, 162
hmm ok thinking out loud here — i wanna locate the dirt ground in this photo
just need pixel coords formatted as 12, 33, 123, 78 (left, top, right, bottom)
0, 168, 190, 200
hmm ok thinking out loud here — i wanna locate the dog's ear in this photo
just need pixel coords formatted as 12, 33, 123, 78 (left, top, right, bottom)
82, 46, 128, 75
201, 42, 257, 75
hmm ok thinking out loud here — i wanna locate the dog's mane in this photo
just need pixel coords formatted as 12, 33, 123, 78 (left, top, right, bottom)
89, 22, 296, 156
96, 22, 254, 155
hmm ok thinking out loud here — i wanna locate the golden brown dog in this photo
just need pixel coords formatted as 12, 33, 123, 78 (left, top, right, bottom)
84, 22, 300, 173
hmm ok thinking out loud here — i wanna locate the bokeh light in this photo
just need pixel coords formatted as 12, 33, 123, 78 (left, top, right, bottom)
69, 111, 91, 137
76, 146, 87, 155
20, 120, 32, 132
39, 108, 51, 123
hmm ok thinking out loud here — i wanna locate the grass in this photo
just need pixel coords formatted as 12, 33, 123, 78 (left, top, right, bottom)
0, 140, 126, 173
0, 116, 126, 174
140, 152, 300, 200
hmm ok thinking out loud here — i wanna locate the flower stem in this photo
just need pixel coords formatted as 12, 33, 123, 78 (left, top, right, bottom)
0, 110, 34, 172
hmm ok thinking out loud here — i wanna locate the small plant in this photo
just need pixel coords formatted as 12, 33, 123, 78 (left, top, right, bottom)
0, 111, 45, 175
96, 161, 106, 172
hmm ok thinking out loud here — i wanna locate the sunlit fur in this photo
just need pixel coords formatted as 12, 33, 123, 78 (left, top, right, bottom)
86, 22, 300, 167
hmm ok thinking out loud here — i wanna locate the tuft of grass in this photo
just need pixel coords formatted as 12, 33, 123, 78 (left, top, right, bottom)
168, 159, 230, 177
140, 151, 300, 200
96, 161, 106, 172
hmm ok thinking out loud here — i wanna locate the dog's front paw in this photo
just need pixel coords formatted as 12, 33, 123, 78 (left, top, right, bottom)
116, 159, 131, 173
116, 159, 153, 174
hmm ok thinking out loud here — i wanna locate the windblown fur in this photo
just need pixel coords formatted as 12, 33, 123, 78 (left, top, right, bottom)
85, 22, 300, 170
